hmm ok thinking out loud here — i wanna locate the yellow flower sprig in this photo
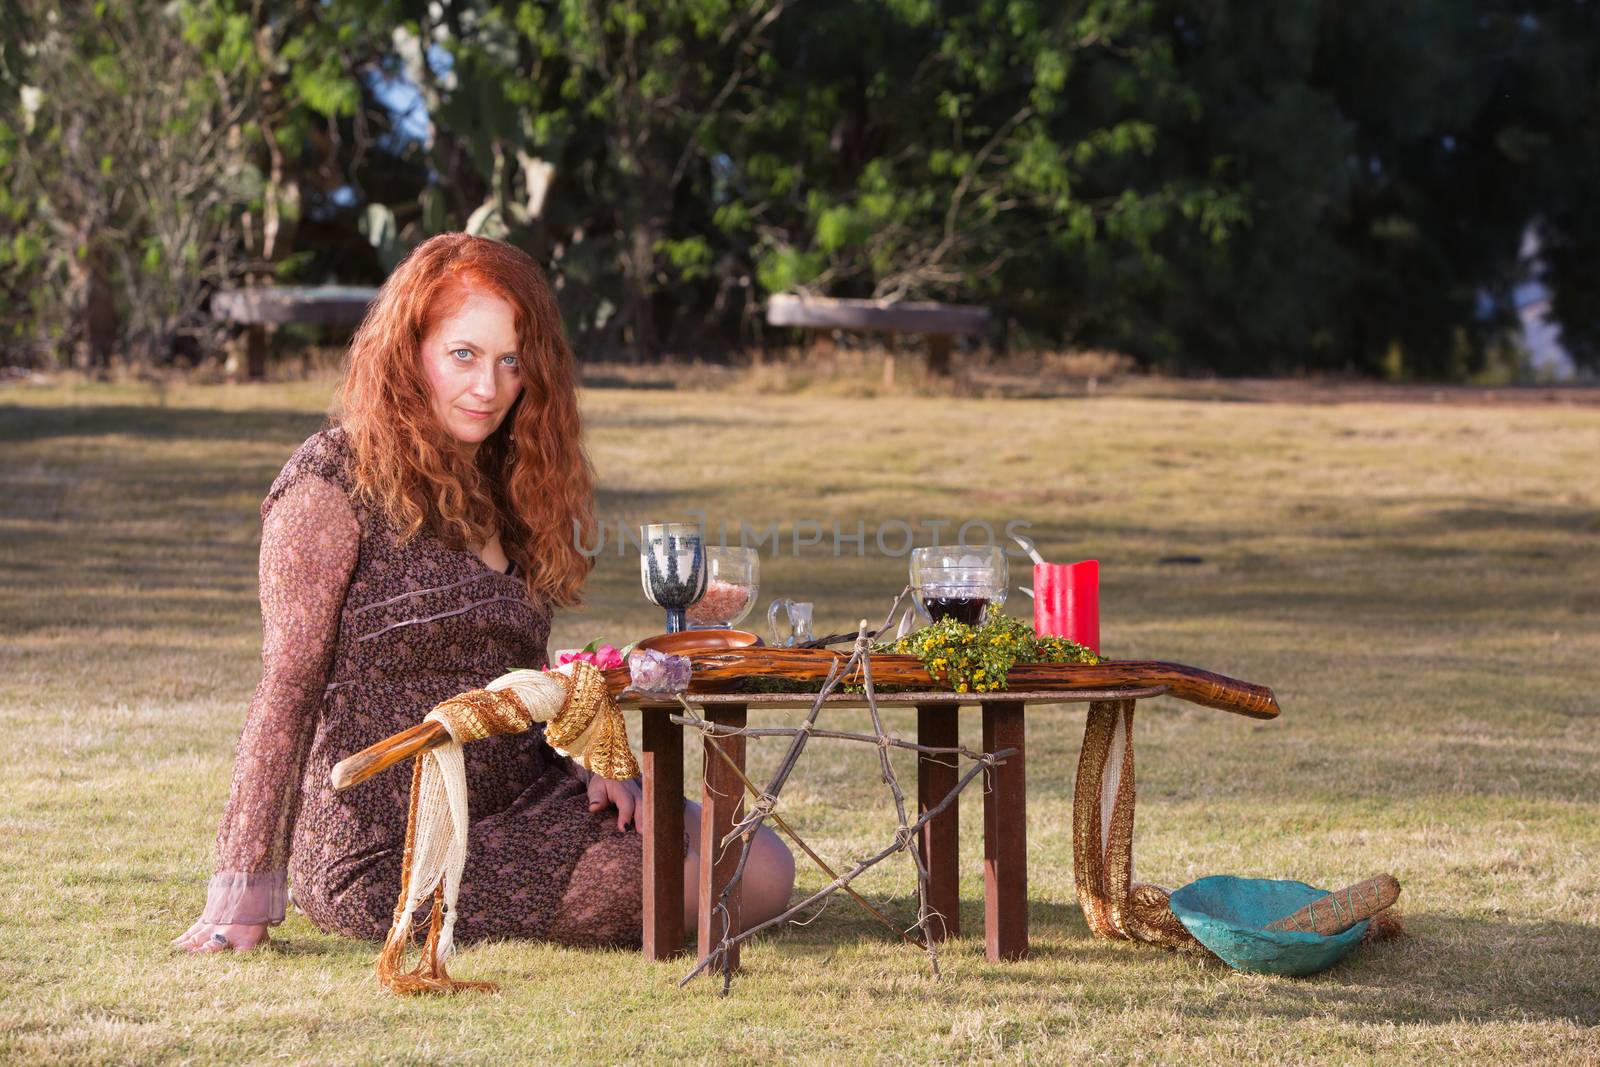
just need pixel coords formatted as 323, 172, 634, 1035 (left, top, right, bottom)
872, 609, 1098, 694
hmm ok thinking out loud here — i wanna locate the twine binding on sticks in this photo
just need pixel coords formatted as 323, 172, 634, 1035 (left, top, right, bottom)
375, 659, 639, 995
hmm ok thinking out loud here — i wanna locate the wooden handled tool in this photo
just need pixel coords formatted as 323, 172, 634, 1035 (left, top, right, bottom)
330, 651, 1280, 793
682, 649, 1282, 720
1264, 874, 1401, 935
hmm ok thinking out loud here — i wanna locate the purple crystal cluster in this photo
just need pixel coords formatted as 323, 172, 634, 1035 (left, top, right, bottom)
628, 647, 692, 694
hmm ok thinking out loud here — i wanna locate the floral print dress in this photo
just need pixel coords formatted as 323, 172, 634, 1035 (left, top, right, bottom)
201, 428, 641, 946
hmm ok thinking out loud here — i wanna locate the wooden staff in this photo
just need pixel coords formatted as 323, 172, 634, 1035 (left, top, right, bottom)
329, 651, 1279, 792
681, 648, 1281, 719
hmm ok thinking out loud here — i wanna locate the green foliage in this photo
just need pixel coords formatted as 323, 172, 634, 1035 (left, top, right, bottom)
3, 0, 1596, 374
290, 57, 362, 118
1114, 0, 1600, 377
0, 0, 266, 367
756, 247, 825, 296
655, 236, 715, 282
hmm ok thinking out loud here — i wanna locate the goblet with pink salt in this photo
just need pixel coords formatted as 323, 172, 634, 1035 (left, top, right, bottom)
684, 546, 759, 629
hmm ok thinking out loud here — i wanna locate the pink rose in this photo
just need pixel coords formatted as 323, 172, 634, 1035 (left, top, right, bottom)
555, 642, 623, 669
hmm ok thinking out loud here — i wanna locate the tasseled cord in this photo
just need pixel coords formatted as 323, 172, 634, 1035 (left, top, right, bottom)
375, 659, 639, 995
373, 755, 494, 995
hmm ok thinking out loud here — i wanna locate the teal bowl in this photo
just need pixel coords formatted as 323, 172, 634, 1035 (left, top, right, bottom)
1168, 876, 1369, 977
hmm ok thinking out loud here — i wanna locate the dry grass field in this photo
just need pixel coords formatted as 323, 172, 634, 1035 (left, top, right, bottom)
1, 376, 1597, 1064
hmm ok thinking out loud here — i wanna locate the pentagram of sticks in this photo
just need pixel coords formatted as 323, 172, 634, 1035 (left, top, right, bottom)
672, 610, 1018, 994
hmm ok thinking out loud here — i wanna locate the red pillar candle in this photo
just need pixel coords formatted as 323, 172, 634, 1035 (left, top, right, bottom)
1033, 560, 1099, 654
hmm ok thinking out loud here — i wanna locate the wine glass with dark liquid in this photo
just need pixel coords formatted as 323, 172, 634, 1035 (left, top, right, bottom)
909, 545, 1008, 626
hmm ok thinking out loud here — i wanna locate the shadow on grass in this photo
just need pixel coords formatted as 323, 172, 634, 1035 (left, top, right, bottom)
183, 894, 1600, 1036
779, 892, 1599, 1028
254, 935, 367, 960
1161, 911, 1600, 1029
0, 400, 763, 448
583, 409, 775, 432
592, 485, 702, 517
579, 373, 677, 391
0, 404, 327, 444
1424, 504, 1600, 537
1017, 505, 1598, 568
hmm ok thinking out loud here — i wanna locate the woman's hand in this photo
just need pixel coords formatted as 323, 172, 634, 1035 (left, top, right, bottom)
586, 774, 643, 831
171, 918, 270, 953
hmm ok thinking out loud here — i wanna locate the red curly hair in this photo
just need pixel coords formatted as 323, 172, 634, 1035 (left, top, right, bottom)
337, 233, 596, 607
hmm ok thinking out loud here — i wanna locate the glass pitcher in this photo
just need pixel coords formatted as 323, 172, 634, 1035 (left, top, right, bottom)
766, 597, 814, 647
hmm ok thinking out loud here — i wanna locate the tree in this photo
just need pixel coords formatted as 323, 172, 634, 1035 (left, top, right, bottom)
1, 0, 261, 367
3, 0, 1595, 376
375, 0, 800, 354
1520, 0, 1600, 375
1130, 0, 1600, 377
688, 0, 1247, 354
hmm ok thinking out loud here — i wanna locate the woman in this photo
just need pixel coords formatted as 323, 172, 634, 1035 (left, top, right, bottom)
174, 234, 794, 954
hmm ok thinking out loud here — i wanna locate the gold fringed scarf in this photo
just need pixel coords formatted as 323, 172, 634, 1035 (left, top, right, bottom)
375, 659, 640, 995
1072, 700, 1404, 951
1072, 700, 1207, 953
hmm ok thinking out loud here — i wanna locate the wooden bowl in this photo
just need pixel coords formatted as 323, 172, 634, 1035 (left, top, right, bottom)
635, 629, 762, 655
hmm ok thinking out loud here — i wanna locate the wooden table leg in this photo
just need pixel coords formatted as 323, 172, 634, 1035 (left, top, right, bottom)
916, 703, 960, 941
698, 702, 747, 969
641, 706, 685, 960
982, 700, 1028, 961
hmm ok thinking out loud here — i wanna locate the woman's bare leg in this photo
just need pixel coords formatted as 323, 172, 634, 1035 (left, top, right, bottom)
681, 799, 796, 941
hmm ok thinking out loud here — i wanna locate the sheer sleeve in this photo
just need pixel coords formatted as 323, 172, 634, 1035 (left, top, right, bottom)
203, 470, 359, 925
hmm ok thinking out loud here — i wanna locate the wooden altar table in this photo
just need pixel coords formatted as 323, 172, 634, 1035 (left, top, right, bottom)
625, 686, 1169, 967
